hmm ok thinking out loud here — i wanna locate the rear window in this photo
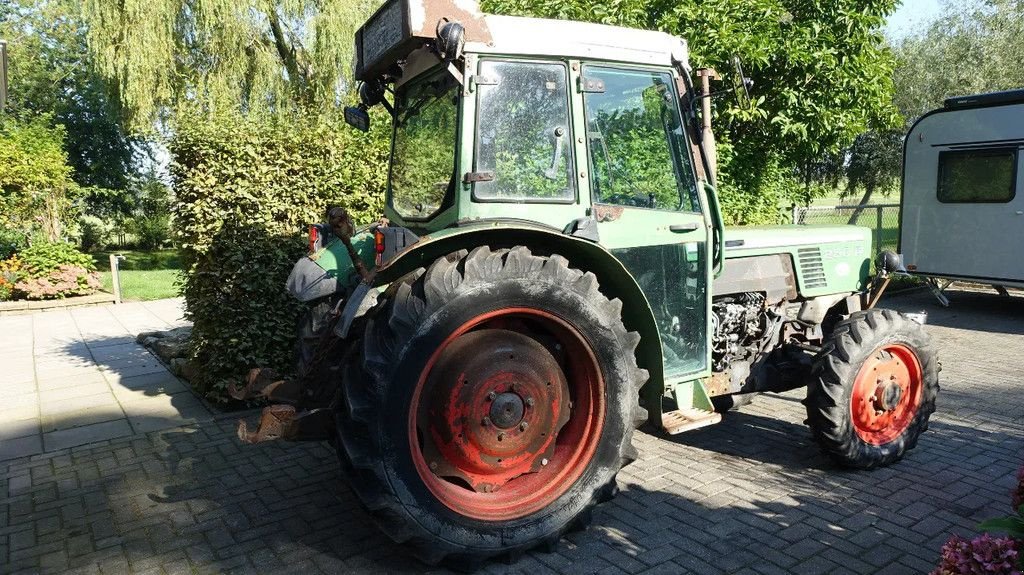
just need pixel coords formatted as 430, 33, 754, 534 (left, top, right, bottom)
937, 148, 1018, 203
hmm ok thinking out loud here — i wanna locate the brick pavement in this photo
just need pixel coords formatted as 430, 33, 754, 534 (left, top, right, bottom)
2, 288, 1023, 574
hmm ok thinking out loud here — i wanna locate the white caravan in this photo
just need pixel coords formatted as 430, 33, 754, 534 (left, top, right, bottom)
900, 89, 1024, 297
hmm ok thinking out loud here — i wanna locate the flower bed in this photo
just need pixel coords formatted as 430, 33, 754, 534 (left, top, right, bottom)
0, 242, 104, 302
932, 464, 1024, 574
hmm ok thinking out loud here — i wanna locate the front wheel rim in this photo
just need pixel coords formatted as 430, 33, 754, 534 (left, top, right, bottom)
408, 307, 605, 522
850, 343, 923, 445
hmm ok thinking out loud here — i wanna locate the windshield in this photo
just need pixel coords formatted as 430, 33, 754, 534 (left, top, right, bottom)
390, 71, 459, 219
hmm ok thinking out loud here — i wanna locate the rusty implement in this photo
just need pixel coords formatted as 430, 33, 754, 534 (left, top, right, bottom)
237, 404, 297, 444
228, 368, 301, 403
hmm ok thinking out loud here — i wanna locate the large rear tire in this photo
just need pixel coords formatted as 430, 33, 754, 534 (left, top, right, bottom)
335, 246, 647, 567
805, 308, 938, 469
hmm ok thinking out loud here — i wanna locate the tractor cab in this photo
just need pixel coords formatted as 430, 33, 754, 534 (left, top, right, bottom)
340, 0, 725, 419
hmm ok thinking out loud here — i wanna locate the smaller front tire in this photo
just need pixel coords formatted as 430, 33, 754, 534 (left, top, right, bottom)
806, 308, 939, 469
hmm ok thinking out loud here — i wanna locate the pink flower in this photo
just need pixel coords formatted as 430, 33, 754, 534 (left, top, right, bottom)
931, 534, 1021, 575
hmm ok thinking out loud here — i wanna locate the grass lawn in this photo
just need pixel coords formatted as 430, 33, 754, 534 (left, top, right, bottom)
93, 249, 182, 301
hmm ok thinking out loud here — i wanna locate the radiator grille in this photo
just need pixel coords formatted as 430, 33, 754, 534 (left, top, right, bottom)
797, 247, 828, 289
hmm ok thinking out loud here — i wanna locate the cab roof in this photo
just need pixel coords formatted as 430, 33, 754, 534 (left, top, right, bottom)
470, 14, 691, 70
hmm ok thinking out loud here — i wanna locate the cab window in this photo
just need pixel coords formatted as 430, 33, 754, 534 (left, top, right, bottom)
473, 60, 574, 202
582, 66, 699, 212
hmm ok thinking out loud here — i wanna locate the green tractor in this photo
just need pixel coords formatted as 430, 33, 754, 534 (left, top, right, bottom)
234, 0, 939, 567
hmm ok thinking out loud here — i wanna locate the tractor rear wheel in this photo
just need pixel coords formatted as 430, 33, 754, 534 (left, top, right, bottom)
335, 246, 646, 567
805, 308, 938, 469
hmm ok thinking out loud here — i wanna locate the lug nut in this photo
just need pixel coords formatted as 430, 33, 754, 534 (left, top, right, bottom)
542, 458, 549, 466
487, 391, 496, 401
519, 422, 529, 431
525, 397, 535, 407
429, 461, 438, 470
497, 432, 505, 441
482, 416, 491, 427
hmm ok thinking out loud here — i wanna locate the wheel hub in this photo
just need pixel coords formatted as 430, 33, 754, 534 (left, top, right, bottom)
489, 392, 525, 429
416, 329, 570, 493
850, 344, 923, 445
873, 379, 903, 412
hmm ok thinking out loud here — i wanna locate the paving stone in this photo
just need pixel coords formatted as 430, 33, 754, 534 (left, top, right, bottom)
0, 433, 43, 461
43, 419, 133, 451
39, 392, 119, 417
40, 404, 126, 433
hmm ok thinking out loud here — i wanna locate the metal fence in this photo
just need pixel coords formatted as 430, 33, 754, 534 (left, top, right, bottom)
791, 203, 901, 254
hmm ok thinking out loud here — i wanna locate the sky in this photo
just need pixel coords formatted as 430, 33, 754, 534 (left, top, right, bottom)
885, 0, 945, 40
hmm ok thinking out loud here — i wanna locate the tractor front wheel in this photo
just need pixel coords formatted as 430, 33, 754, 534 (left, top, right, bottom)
335, 246, 646, 567
805, 308, 938, 469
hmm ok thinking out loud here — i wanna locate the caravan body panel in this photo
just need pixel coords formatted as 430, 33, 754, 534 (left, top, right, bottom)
901, 92, 1024, 288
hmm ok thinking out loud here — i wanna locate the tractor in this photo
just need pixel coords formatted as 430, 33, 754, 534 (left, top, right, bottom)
233, 0, 939, 567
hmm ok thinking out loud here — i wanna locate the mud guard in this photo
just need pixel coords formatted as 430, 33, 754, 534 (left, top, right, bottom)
364, 223, 668, 428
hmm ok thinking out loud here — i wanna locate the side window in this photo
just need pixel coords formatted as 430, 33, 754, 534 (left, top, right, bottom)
937, 148, 1018, 203
583, 66, 699, 212
474, 61, 574, 201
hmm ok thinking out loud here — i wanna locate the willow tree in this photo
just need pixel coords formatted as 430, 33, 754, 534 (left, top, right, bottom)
81, 0, 379, 131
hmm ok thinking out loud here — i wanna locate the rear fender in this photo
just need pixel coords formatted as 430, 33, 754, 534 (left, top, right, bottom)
369, 224, 666, 426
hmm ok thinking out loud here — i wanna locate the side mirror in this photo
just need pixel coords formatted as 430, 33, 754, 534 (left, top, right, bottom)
731, 56, 754, 109
344, 106, 370, 132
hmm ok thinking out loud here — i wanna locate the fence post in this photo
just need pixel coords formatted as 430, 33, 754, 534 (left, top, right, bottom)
875, 206, 884, 253
791, 203, 799, 225
109, 254, 123, 304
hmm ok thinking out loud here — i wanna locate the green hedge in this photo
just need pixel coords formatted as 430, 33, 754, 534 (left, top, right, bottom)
171, 112, 389, 401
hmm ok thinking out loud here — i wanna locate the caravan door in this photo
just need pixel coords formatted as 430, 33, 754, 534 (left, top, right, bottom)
901, 102, 1024, 287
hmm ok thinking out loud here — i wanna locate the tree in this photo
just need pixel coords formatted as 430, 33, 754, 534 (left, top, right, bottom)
0, 117, 80, 243
0, 0, 136, 191
81, 0, 379, 131
483, 0, 902, 222
842, 129, 903, 222
894, 0, 1024, 123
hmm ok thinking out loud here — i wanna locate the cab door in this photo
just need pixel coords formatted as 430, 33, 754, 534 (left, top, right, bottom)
575, 63, 712, 381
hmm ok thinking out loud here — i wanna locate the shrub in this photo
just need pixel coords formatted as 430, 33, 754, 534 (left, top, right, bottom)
79, 214, 114, 251
18, 241, 96, 277
0, 228, 28, 260
14, 265, 102, 299
171, 111, 388, 401
931, 534, 1021, 575
131, 214, 171, 249
0, 116, 80, 242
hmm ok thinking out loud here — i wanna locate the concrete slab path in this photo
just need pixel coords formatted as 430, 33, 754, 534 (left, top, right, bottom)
0, 299, 213, 461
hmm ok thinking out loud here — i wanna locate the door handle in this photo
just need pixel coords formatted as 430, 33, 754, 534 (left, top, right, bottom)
669, 223, 699, 233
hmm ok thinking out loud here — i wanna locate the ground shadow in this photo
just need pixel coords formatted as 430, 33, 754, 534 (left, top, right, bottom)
4, 407, 1019, 574
886, 287, 1024, 336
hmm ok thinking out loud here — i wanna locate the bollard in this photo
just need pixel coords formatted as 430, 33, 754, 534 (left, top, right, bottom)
109, 253, 124, 304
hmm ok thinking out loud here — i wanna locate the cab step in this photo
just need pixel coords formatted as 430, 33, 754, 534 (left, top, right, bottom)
661, 408, 722, 435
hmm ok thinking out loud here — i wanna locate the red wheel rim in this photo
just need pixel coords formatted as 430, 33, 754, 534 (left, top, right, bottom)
408, 308, 604, 522
850, 343, 923, 445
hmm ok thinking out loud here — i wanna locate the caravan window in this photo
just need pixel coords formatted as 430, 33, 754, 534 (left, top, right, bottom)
937, 149, 1018, 203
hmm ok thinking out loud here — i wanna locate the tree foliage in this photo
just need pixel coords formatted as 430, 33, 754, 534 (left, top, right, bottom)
0, 0, 136, 191
894, 0, 1024, 123
82, 0, 379, 131
171, 112, 388, 400
0, 117, 80, 243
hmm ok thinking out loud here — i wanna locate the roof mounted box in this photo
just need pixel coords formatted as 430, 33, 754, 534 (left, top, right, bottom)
354, 0, 489, 82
